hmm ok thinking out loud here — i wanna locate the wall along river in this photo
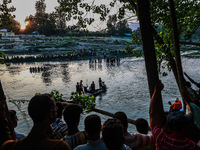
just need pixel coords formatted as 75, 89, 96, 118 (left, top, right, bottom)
0, 57, 199, 135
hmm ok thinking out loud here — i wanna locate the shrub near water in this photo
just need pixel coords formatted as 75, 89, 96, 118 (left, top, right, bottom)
70, 92, 96, 113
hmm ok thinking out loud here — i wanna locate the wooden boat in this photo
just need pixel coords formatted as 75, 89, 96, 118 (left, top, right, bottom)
84, 86, 107, 96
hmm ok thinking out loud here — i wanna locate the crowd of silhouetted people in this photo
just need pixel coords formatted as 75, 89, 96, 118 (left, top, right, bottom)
4, 54, 81, 63
4, 49, 127, 64
29, 67, 48, 73
0, 75, 200, 149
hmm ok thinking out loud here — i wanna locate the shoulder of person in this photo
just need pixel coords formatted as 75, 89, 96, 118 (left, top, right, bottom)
0, 140, 18, 150
73, 144, 86, 150
51, 139, 71, 150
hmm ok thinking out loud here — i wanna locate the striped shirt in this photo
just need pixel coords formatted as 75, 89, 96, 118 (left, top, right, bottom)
124, 133, 154, 149
152, 125, 200, 150
62, 131, 87, 149
51, 118, 68, 139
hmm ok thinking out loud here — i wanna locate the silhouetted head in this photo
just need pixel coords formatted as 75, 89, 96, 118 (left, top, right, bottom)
167, 111, 190, 133
185, 81, 191, 88
175, 98, 179, 102
168, 101, 172, 105
56, 102, 64, 118
194, 100, 200, 108
63, 104, 83, 127
114, 111, 127, 131
135, 118, 149, 134
9, 110, 18, 128
28, 94, 57, 124
102, 118, 124, 150
84, 115, 101, 136
183, 122, 200, 143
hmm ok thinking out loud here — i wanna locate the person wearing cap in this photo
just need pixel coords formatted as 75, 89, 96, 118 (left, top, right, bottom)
149, 80, 200, 150
173, 98, 182, 111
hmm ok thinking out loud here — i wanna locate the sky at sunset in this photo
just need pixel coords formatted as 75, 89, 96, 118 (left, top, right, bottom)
9, 0, 137, 31
10, 0, 59, 29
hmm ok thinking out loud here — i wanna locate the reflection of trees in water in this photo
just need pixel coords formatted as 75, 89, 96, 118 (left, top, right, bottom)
105, 62, 121, 78
40, 64, 58, 86
89, 63, 96, 70
98, 64, 102, 70
0, 70, 5, 76
61, 64, 70, 84
89, 63, 103, 70
7, 66, 21, 76
41, 71, 52, 86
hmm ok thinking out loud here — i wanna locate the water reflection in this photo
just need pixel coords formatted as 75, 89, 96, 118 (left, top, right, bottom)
41, 71, 52, 86
7, 66, 21, 76
1, 57, 200, 135
61, 64, 70, 84
89, 63, 96, 70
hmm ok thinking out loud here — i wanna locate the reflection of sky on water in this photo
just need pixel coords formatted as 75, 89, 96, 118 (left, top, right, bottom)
1, 57, 200, 135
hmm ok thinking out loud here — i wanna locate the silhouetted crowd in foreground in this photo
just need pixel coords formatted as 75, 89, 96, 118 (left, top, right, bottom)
0, 78, 200, 150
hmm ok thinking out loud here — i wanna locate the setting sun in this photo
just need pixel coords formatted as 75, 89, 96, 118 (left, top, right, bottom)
20, 21, 29, 30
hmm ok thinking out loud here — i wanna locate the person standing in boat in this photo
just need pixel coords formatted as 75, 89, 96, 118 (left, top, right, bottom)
99, 78, 102, 89
102, 82, 107, 90
79, 80, 83, 95
90, 81, 95, 93
76, 82, 80, 93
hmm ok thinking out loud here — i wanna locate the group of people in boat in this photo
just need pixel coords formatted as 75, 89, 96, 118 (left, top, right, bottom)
76, 78, 107, 95
167, 72, 200, 112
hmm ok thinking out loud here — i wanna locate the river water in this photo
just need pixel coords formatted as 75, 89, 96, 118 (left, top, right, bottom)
0, 57, 199, 135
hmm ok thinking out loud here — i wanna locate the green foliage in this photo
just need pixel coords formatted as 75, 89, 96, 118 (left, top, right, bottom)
5, 63, 10, 66
70, 92, 96, 113
107, 14, 132, 36
35, 92, 41, 96
132, 50, 143, 58
23, 1, 57, 36
50, 90, 63, 102
0, 0, 19, 32
125, 44, 143, 57
35, 90, 63, 102
0, 52, 6, 64
125, 44, 133, 53
131, 28, 142, 45
58, 0, 200, 78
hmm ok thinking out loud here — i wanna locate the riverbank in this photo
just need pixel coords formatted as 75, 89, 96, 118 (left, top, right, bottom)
4, 49, 134, 63
1, 36, 200, 64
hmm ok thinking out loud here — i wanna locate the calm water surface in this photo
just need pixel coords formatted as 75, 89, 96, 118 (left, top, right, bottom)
0, 57, 199, 135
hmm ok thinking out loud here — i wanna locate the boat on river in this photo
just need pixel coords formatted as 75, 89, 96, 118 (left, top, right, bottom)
83, 86, 107, 96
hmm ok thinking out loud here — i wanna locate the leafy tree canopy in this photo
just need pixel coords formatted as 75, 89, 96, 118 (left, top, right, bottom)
107, 14, 132, 36
0, 0, 19, 32
23, 0, 57, 36
57, 0, 199, 76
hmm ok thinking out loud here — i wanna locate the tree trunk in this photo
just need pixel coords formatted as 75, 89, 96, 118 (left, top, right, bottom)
168, 0, 186, 111
137, 0, 166, 126
0, 81, 15, 143
136, 0, 159, 97
128, 0, 181, 95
